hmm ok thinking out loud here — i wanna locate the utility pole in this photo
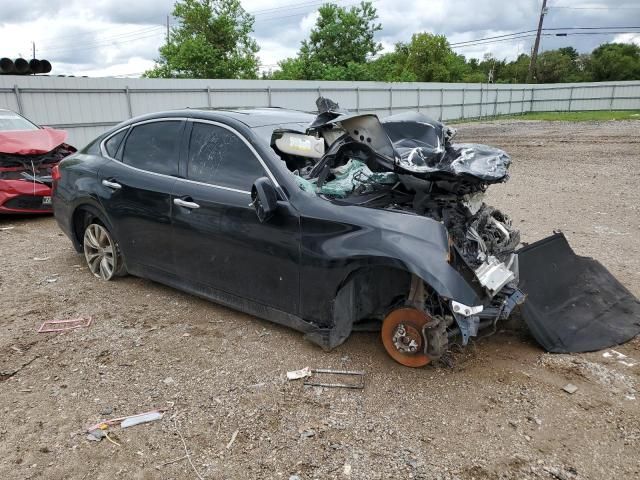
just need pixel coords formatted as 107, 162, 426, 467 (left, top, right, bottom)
166, 15, 170, 43
32, 41, 35, 59
527, 0, 548, 83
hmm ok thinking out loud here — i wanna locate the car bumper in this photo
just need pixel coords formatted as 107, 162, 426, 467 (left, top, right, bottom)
0, 180, 53, 214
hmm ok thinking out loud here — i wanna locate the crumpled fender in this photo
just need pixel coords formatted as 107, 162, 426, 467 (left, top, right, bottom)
333, 212, 479, 305
300, 198, 481, 313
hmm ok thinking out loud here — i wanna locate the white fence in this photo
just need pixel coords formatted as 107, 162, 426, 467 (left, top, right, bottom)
1, 75, 639, 148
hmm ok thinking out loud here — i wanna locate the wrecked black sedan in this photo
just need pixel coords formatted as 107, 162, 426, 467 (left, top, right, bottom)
53, 99, 640, 366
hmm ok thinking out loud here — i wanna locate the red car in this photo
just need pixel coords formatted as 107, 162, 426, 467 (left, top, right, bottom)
0, 109, 75, 214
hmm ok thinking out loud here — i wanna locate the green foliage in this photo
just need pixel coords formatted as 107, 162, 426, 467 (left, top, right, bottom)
403, 33, 467, 82
303, 1, 382, 67
589, 43, 640, 81
143, 1, 640, 83
144, 0, 259, 79
270, 1, 382, 81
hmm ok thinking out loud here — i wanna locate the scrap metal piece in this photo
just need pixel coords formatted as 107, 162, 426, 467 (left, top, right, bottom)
286, 367, 312, 380
303, 369, 365, 390
474, 256, 515, 296
451, 300, 483, 317
453, 314, 480, 345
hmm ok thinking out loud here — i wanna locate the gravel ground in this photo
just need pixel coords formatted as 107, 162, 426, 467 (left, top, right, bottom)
1, 119, 639, 480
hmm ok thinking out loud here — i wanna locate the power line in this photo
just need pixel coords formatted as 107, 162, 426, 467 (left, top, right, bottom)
40, 30, 165, 55
550, 5, 640, 10
41, 26, 164, 53
450, 26, 640, 47
451, 31, 640, 49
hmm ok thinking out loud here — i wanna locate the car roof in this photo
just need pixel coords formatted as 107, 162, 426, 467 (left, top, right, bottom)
188, 107, 316, 128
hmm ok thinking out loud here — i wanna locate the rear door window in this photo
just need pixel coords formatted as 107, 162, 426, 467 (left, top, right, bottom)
187, 122, 265, 192
122, 120, 183, 176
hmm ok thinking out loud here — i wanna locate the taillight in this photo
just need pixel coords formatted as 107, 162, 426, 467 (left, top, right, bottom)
51, 165, 61, 181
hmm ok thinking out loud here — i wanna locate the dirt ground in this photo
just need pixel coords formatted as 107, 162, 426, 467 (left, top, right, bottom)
1, 119, 639, 480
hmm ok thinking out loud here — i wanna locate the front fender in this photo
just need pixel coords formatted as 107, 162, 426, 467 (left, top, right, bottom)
299, 201, 480, 325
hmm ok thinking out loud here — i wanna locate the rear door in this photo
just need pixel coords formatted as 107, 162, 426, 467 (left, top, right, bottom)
171, 120, 301, 313
98, 118, 185, 274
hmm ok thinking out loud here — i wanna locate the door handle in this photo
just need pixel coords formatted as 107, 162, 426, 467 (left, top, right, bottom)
174, 198, 200, 209
102, 179, 122, 190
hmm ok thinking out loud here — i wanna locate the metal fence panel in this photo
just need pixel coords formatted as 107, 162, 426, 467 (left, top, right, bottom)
0, 76, 638, 148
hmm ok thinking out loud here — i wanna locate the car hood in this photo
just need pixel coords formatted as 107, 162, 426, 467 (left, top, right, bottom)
0, 128, 68, 155
306, 100, 510, 184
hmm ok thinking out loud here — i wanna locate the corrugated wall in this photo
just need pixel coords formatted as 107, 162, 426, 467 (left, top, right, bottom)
1, 75, 639, 148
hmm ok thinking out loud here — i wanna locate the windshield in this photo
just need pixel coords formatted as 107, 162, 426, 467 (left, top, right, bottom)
0, 111, 39, 131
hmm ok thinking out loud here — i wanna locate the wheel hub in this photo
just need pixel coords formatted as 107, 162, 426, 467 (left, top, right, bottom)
381, 307, 432, 367
392, 323, 422, 353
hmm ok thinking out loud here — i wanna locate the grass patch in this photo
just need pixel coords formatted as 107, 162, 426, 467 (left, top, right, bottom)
451, 110, 640, 123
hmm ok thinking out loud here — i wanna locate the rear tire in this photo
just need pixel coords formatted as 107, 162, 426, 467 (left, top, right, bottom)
83, 222, 125, 280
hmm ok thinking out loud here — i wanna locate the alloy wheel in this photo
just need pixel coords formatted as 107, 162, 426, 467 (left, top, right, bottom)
83, 223, 119, 280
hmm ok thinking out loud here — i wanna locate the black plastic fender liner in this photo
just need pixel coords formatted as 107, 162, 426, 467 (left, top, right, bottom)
517, 233, 640, 353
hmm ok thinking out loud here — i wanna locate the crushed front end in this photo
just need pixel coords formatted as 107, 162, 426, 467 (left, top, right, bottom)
0, 131, 75, 214
273, 98, 640, 365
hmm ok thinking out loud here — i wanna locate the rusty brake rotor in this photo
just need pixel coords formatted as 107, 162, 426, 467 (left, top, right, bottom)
381, 307, 432, 367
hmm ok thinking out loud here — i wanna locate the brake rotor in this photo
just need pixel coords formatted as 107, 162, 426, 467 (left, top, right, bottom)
381, 307, 432, 367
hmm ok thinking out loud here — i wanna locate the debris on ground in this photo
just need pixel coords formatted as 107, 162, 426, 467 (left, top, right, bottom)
562, 383, 579, 394
303, 369, 366, 390
86, 408, 167, 442
37, 316, 92, 333
226, 429, 239, 449
286, 367, 312, 380
32, 256, 49, 261
121, 410, 164, 428
603, 349, 637, 367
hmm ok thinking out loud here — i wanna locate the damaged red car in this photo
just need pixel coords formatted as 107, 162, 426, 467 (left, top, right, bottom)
0, 109, 75, 214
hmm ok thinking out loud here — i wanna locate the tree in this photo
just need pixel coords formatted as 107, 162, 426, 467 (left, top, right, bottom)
144, 0, 259, 79
535, 50, 575, 83
403, 33, 467, 82
589, 43, 640, 81
499, 53, 530, 83
270, 2, 382, 80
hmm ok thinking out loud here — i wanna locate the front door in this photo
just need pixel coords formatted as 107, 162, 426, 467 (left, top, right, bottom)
171, 120, 300, 314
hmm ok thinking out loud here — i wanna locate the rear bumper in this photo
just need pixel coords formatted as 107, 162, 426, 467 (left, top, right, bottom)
0, 180, 53, 214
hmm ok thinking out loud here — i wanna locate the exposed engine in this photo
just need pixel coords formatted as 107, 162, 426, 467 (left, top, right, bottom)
273, 98, 520, 300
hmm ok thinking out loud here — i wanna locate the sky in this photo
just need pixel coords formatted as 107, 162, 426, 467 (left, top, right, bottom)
0, 0, 639, 77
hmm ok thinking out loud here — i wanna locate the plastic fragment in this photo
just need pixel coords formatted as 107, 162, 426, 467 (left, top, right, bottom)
121, 411, 164, 429
287, 367, 312, 380
38, 317, 92, 333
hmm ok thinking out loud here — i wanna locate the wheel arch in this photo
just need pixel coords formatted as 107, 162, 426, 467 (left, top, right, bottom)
70, 203, 114, 252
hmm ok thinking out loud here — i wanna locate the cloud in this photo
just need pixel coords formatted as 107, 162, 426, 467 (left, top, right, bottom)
0, 0, 637, 77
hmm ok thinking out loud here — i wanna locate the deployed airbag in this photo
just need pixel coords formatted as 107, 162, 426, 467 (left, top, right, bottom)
518, 233, 640, 353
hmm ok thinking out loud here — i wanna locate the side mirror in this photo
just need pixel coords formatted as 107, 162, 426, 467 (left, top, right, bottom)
251, 177, 278, 223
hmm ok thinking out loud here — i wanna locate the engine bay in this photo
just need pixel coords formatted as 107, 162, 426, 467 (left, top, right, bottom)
272, 97, 520, 300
